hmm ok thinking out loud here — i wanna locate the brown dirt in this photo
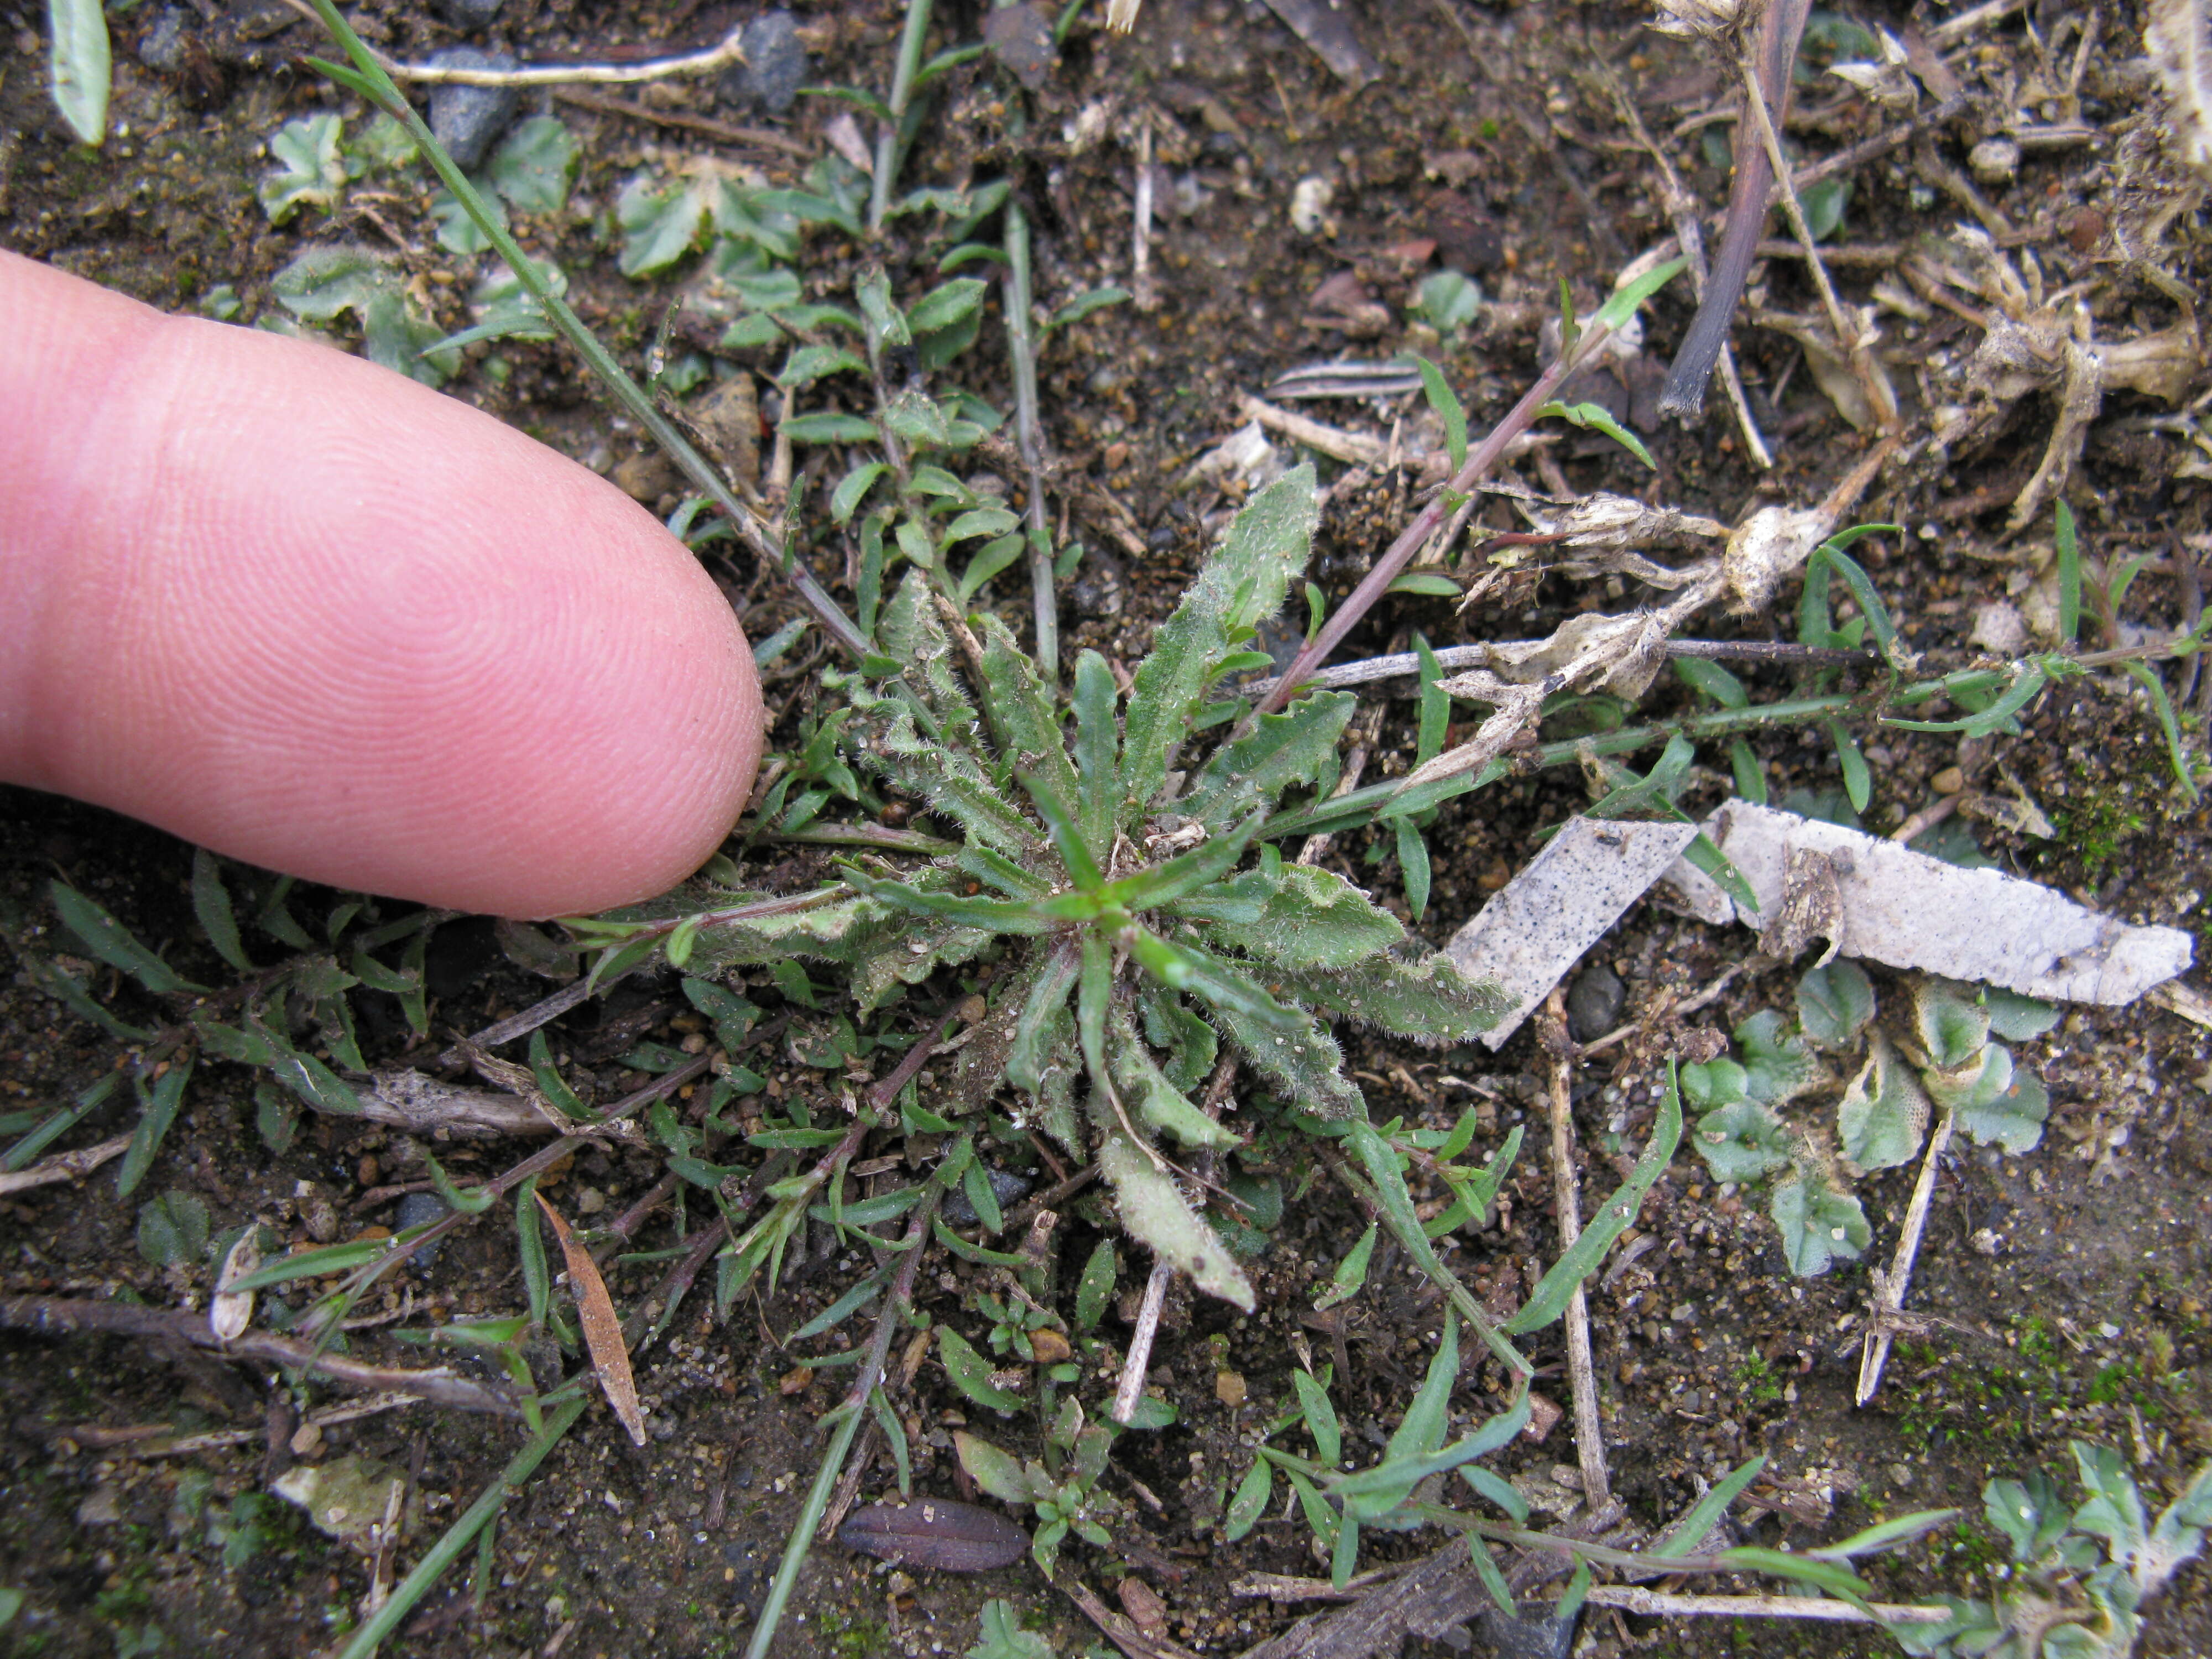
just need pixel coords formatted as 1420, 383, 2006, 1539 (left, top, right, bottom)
4, 2, 2212, 1657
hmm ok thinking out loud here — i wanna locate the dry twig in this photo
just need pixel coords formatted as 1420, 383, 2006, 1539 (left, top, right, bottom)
0, 1296, 519, 1416
1541, 989, 1611, 1510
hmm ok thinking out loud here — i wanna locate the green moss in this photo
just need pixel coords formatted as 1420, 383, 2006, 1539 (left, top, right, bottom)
816, 1606, 890, 1659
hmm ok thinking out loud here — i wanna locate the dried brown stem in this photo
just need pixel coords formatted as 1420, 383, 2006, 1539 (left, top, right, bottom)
1, 1296, 519, 1416
1856, 1107, 1955, 1405
1541, 989, 1610, 1511
1112, 1258, 1175, 1425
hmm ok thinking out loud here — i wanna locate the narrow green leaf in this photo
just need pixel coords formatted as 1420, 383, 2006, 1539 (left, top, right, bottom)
941, 1327, 1025, 1412
907, 277, 989, 334
1072, 651, 1120, 865
190, 851, 253, 973
1538, 400, 1655, 469
2123, 660, 2199, 800
1588, 257, 1685, 333
1386, 572, 1461, 598
1654, 1455, 1767, 1557
1407, 353, 1467, 474
1075, 1238, 1117, 1331
49, 880, 206, 995
1226, 1459, 1272, 1542
48, 0, 112, 145
1816, 537, 1904, 665
2056, 500, 2081, 646
517, 1175, 552, 1329
1673, 656, 1748, 709
117, 1059, 193, 1199
831, 461, 889, 525
1467, 1535, 1517, 1617
226, 1234, 393, 1292
1313, 1222, 1377, 1312
1293, 1369, 1342, 1465
1395, 820, 1432, 923
1107, 811, 1266, 910
423, 1147, 495, 1215
1504, 1061, 1682, 1333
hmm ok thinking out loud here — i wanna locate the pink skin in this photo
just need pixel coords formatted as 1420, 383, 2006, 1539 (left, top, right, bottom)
0, 251, 764, 917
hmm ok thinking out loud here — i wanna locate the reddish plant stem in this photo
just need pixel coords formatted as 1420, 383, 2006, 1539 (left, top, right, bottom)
1255, 329, 1619, 718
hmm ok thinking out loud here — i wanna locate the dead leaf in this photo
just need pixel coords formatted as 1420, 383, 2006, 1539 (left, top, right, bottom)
2148, 0, 2212, 172
1120, 1577, 1170, 1639
1758, 847, 1848, 967
210, 1227, 261, 1342
535, 1192, 648, 1446
1663, 802, 2194, 1003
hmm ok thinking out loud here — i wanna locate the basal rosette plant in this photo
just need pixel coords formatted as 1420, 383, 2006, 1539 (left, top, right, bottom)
573, 466, 1511, 1308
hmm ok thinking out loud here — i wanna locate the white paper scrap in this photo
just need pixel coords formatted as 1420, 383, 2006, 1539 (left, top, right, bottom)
1446, 817, 1701, 1049
1660, 802, 2193, 1005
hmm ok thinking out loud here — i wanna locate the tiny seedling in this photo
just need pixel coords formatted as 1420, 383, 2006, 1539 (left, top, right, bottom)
1901, 1442, 2212, 1658
1686, 959, 2057, 1275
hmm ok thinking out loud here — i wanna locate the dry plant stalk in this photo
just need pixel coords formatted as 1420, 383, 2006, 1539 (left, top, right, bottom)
1542, 989, 1611, 1510
536, 1192, 650, 1446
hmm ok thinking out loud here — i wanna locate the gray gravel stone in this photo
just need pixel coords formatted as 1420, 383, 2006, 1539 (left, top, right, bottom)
426, 47, 519, 169
727, 11, 807, 113
395, 1190, 453, 1271
435, 0, 505, 28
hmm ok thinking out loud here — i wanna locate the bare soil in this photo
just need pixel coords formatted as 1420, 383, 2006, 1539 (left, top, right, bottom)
4, 2, 2212, 1657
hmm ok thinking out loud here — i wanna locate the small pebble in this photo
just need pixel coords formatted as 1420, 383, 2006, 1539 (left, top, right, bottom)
726, 11, 807, 114
395, 1190, 452, 1271
941, 1167, 1031, 1226
1565, 964, 1625, 1042
427, 48, 519, 169
1290, 175, 1335, 236
435, 0, 503, 28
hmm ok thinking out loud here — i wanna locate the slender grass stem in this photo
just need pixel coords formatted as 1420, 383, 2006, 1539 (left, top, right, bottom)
335, 1394, 589, 1659
869, 0, 934, 232
743, 1182, 941, 1659
298, 0, 869, 658
1003, 200, 1060, 677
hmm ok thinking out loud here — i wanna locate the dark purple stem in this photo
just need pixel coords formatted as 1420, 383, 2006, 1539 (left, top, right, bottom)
1658, 0, 1815, 420
1255, 333, 1612, 718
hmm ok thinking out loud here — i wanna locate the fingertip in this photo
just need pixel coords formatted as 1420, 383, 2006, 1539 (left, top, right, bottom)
2, 255, 765, 916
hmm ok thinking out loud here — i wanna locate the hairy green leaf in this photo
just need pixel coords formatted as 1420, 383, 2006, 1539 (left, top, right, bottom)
1096, 1129, 1254, 1310
1120, 467, 1317, 829
1178, 691, 1356, 831
1213, 997, 1361, 1119
1270, 954, 1509, 1044
1110, 1012, 1240, 1150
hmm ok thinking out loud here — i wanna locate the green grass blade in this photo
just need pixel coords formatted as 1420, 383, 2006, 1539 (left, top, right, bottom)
335, 1395, 588, 1659
1503, 1061, 1682, 1334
